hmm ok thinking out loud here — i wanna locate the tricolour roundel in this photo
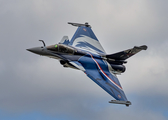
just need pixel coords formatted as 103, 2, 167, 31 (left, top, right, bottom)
118, 95, 121, 98
83, 28, 86, 31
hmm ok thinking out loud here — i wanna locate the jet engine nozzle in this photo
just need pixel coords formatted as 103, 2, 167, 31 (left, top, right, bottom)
110, 64, 126, 73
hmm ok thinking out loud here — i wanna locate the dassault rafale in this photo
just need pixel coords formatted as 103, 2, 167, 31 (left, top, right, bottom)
27, 22, 147, 106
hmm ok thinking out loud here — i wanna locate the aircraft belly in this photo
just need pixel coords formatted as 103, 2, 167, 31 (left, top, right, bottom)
60, 54, 82, 61
47, 55, 62, 60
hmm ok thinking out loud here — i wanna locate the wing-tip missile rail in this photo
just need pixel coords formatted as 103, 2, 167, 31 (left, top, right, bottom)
109, 100, 132, 107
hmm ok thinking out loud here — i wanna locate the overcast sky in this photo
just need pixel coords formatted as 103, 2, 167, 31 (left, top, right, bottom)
0, 0, 168, 120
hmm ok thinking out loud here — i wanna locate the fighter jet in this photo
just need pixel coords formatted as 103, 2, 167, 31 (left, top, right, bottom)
27, 22, 147, 106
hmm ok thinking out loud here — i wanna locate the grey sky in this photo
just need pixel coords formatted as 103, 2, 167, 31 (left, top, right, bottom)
0, 0, 168, 119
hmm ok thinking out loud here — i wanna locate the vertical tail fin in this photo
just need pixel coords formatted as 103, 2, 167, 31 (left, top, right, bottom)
59, 36, 70, 45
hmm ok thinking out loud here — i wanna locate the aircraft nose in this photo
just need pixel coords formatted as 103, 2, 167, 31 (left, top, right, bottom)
27, 47, 46, 55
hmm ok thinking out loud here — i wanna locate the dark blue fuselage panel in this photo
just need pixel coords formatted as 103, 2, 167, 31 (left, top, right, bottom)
78, 54, 127, 101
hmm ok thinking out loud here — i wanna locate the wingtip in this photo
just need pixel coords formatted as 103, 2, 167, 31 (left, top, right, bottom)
109, 100, 132, 107
140, 45, 148, 50
134, 45, 148, 50
68, 22, 91, 27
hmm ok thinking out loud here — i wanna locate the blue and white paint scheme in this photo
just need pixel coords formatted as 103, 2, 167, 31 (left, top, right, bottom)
27, 22, 147, 106
69, 25, 105, 54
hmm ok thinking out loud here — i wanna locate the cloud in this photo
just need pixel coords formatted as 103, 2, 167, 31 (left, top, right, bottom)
0, 0, 168, 120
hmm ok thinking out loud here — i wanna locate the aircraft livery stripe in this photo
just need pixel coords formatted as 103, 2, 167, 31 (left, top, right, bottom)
88, 53, 123, 91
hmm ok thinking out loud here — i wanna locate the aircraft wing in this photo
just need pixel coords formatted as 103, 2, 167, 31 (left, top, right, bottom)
68, 22, 106, 54
106, 45, 147, 60
78, 53, 130, 105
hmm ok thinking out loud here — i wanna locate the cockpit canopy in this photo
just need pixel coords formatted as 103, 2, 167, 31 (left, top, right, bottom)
47, 44, 75, 55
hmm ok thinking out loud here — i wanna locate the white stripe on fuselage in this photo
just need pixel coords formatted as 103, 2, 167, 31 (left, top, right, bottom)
88, 53, 123, 91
